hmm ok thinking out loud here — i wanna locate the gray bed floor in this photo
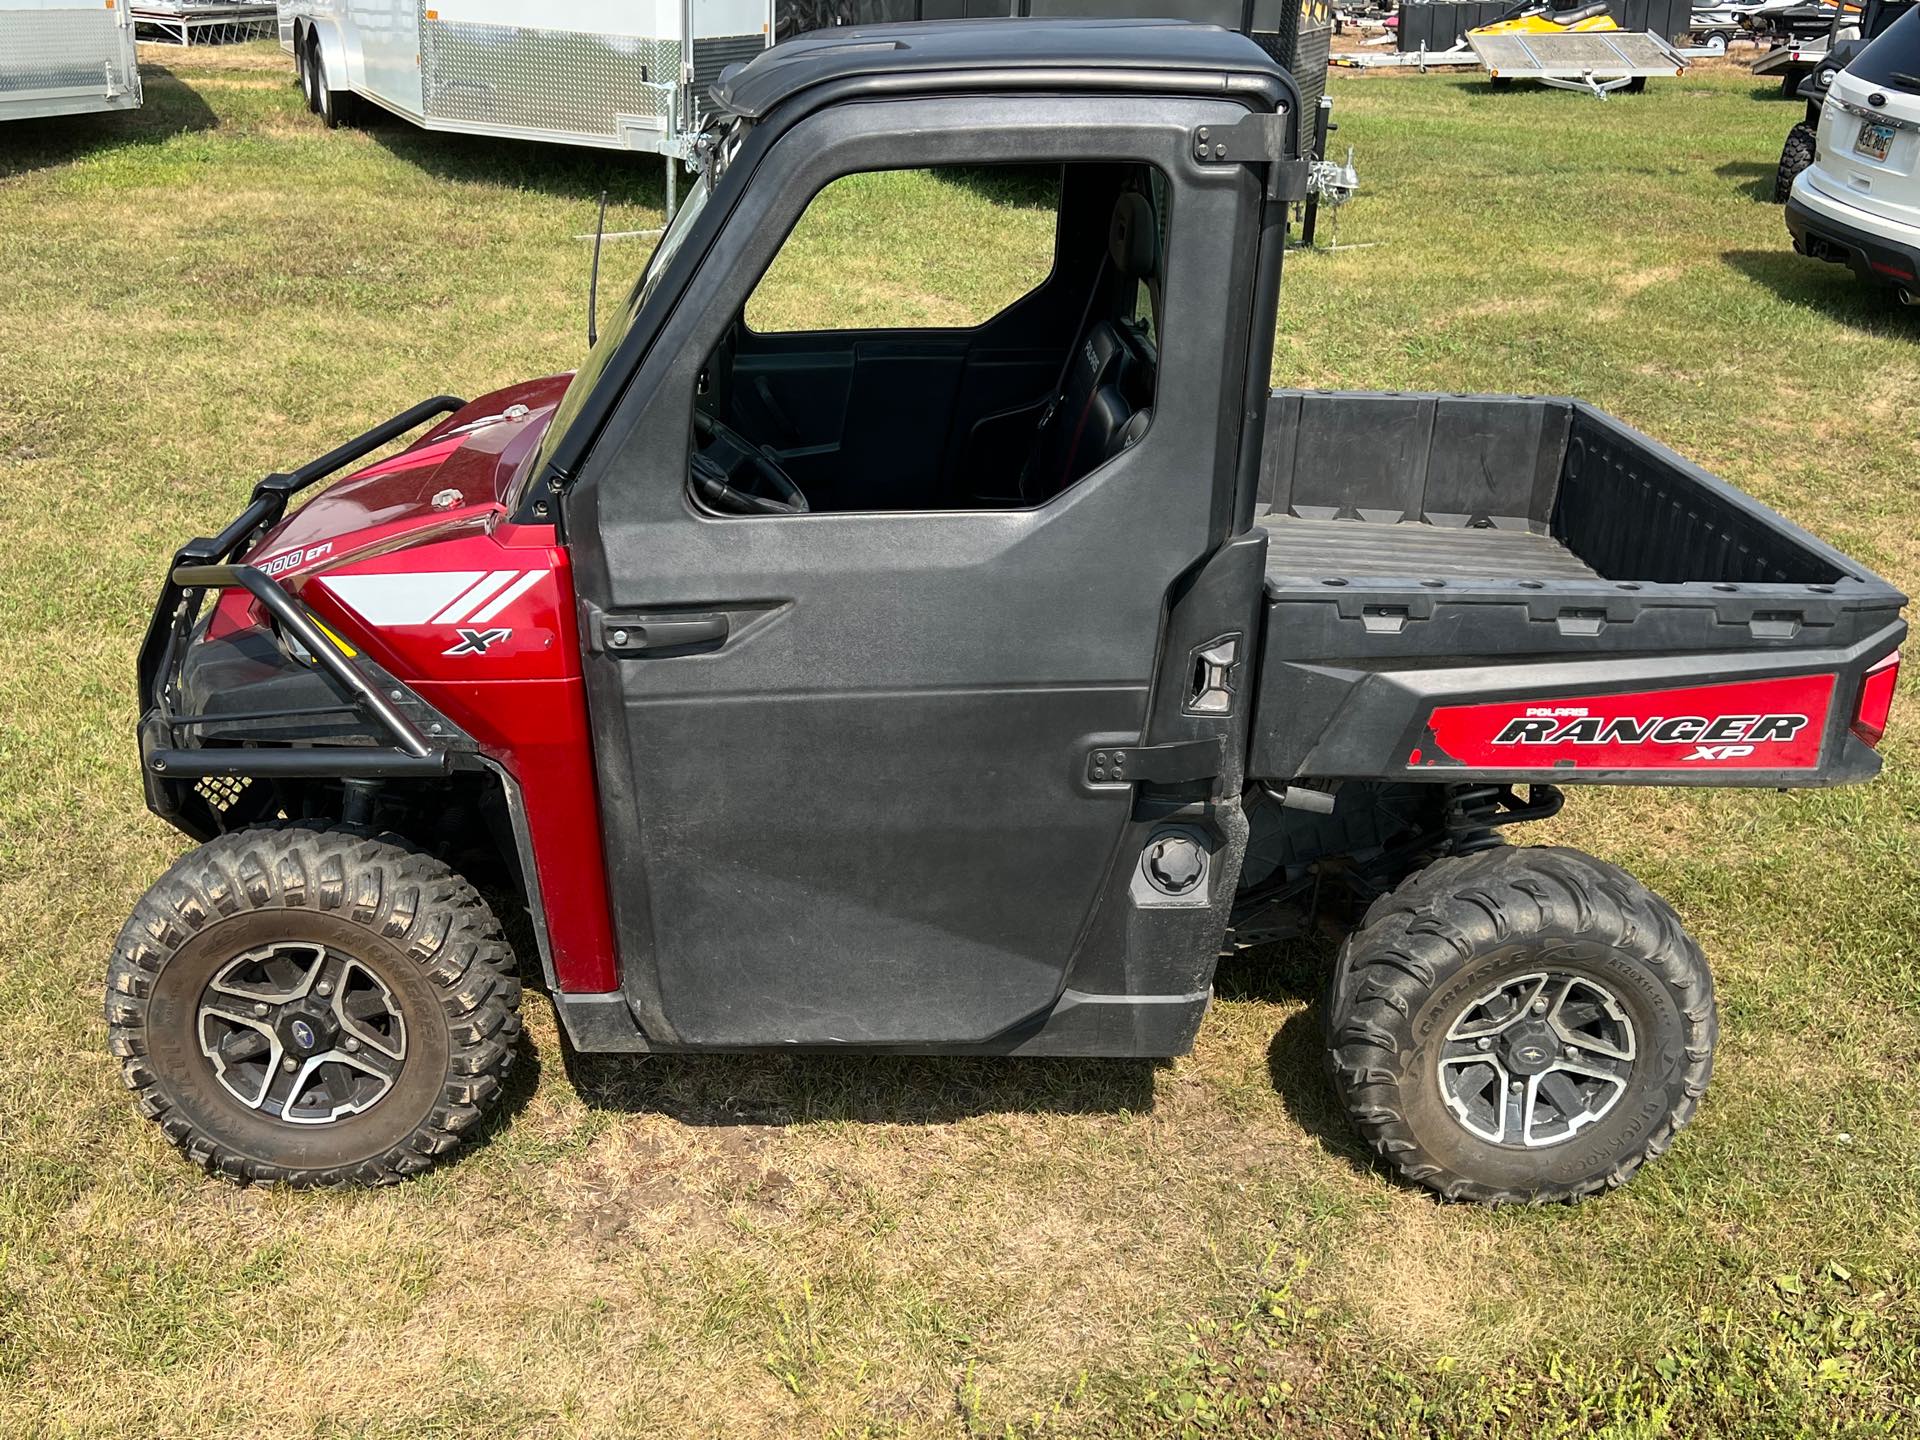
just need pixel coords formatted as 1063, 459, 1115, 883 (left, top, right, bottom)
1258, 515, 1602, 585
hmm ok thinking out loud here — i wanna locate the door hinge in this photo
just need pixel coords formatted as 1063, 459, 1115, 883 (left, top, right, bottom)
1191, 112, 1306, 201
1086, 738, 1222, 787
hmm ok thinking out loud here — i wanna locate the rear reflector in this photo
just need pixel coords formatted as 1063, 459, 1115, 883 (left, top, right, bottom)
1852, 651, 1901, 748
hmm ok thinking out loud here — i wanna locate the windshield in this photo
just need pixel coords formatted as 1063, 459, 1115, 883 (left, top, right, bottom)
633, 174, 714, 314
523, 159, 722, 494
1850, 6, 1920, 92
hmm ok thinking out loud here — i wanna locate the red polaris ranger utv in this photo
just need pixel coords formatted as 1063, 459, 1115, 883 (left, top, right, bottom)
113, 20, 1905, 1201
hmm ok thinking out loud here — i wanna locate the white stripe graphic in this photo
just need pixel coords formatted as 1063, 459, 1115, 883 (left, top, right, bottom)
321, 572, 484, 626
468, 570, 546, 623
431, 569, 520, 625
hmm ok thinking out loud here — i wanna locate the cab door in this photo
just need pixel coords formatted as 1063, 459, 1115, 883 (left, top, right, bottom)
561, 94, 1259, 1046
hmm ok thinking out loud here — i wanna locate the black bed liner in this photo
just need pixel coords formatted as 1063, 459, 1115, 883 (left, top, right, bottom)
1255, 389, 1856, 592
1260, 516, 1601, 582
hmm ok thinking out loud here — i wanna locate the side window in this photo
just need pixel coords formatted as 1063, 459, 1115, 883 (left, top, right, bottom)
744, 166, 1062, 333
694, 161, 1166, 519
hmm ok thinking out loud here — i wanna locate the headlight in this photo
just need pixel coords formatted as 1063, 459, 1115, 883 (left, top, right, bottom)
272, 618, 317, 666
1819, 67, 1838, 87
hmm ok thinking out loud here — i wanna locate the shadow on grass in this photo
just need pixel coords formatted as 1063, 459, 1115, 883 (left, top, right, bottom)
1716, 159, 1780, 204
561, 1048, 1159, 1126
1221, 934, 1389, 1177
520, 912, 1372, 1141
0, 63, 216, 181
362, 106, 673, 208
1724, 247, 1920, 326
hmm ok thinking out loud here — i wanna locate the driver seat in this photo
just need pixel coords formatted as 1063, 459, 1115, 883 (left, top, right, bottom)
1022, 189, 1160, 504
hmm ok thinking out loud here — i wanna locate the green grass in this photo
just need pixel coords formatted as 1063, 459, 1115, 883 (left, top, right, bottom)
2, 44, 1918, 1438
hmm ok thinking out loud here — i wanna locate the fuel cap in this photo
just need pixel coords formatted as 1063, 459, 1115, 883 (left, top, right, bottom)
1145, 835, 1206, 895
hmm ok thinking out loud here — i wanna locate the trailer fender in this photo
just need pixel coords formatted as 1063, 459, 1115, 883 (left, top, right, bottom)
300, 16, 353, 98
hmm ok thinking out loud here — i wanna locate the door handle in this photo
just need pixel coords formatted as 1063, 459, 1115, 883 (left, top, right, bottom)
602, 614, 730, 656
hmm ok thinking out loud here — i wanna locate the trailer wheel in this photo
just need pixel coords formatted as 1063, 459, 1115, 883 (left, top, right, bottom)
295, 30, 313, 109
1774, 123, 1816, 203
106, 826, 523, 1187
1325, 846, 1714, 1205
309, 35, 354, 129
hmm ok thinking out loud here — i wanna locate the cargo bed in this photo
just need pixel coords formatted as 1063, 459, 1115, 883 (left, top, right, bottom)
1249, 391, 1906, 786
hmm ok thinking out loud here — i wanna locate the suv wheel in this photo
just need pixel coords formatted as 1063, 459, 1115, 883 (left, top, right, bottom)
106, 826, 522, 1186
1325, 846, 1714, 1204
1775, 122, 1816, 203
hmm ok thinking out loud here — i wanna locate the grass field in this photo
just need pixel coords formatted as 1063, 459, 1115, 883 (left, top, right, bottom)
2, 42, 1918, 1438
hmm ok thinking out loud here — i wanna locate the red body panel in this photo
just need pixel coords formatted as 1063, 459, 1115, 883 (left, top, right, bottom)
218, 379, 620, 993
1416, 675, 1838, 772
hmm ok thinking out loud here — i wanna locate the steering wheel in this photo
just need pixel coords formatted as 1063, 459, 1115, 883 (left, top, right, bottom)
690, 410, 809, 516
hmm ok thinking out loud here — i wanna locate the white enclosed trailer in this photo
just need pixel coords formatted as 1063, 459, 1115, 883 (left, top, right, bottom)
1, 0, 143, 121
279, 1, 770, 183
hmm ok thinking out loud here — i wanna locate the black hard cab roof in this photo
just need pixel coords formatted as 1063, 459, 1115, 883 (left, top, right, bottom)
709, 18, 1294, 122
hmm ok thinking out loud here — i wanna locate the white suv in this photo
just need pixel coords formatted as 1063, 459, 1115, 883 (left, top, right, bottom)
1787, 6, 1920, 303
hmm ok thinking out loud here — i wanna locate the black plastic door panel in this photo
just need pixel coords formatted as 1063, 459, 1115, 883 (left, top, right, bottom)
563, 94, 1256, 1046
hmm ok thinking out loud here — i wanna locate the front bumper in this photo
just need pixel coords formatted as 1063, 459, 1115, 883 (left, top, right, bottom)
1786, 176, 1920, 291
139, 396, 469, 838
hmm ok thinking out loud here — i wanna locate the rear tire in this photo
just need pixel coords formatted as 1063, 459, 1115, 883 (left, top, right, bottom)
106, 826, 522, 1186
1623, 75, 1648, 94
1775, 122, 1816, 203
1325, 846, 1714, 1204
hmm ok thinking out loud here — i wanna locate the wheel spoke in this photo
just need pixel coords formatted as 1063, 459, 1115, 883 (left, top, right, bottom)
1538, 1070, 1587, 1127
1507, 1077, 1531, 1146
332, 960, 406, 1060
1439, 1054, 1511, 1144
220, 1028, 272, 1063
199, 995, 271, 1029
1557, 1052, 1632, 1084
1448, 973, 1550, 1041
334, 1044, 401, 1082
261, 1054, 312, 1117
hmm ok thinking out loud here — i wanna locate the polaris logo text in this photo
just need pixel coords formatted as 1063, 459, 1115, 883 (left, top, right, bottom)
1492, 710, 1810, 758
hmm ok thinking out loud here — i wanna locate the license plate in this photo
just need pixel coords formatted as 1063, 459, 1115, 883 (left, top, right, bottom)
1855, 120, 1896, 162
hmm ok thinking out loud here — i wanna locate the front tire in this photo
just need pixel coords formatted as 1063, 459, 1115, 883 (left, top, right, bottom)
1325, 846, 1714, 1204
106, 826, 522, 1186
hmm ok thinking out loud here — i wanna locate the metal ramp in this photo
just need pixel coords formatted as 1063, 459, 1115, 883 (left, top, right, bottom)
1468, 30, 1688, 95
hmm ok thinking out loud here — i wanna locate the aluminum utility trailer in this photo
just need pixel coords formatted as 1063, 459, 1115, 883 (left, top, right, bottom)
0, 0, 142, 120
1468, 28, 1689, 92
280, 3, 1339, 153
134, 0, 276, 45
279, 0, 772, 198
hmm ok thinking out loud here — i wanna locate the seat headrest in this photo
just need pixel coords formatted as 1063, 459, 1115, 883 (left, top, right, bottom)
1108, 192, 1158, 282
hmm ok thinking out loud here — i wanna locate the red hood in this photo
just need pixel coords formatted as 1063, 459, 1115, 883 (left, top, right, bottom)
249, 375, 571, 562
